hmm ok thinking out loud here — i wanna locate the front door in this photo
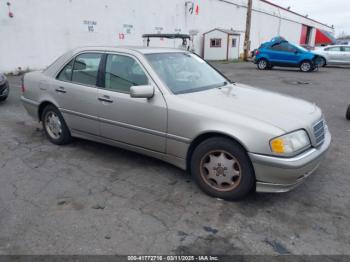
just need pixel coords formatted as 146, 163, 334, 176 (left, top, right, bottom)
341, 46, 350, 64
53, 52, 103, 135
228, 35, 240, 60
325, 46, 343, 63
98, 53, 167, 153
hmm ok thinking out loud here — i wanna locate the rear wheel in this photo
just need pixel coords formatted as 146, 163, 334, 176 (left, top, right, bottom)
42, 105, 72, 145
300, 61, 314, 72
190, 137, 255, 201
346, 105, 350, 120
257, 59, 269, 70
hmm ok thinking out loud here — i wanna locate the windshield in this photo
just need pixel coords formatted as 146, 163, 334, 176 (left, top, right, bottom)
145, 52, 229, 94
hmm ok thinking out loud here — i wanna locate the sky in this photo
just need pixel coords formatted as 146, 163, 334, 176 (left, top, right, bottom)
269, 0, 350, 37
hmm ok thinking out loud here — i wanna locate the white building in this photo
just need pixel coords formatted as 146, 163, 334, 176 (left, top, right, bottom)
0, 0, 334, 72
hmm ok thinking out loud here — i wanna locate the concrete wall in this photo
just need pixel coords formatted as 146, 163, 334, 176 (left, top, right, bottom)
0, 0, 334, 72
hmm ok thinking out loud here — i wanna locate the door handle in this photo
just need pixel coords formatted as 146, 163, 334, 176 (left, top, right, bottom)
98, 95, 113, 103
55, 87, 67, 94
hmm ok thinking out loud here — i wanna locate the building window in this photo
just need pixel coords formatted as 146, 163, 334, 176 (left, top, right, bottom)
232, 39, 237, 48
210, 38, 222, 48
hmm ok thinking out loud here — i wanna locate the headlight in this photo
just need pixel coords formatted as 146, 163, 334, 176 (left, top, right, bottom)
270, 130, 311, 155
0, 74, 6, 85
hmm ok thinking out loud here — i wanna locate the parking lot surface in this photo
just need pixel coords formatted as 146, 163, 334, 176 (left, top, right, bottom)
0, 63, 349, 255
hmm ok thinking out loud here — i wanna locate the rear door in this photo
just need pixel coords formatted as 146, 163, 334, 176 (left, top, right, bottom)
324, 46, 343, 63
97, 53, 167, 153
53, 52, 103, 135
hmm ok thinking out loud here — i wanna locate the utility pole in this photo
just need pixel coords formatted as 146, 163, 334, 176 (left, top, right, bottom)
243, 0, 253, 61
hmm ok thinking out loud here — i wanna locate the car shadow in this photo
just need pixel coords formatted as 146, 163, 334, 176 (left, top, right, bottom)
69, 137, 292, 204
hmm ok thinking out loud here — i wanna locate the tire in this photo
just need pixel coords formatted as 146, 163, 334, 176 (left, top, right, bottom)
0, 95, 8, 102
190, 137, 255, 201
318, 57, 327, 67
257, 59, 269, 70
346, 105, 350, 120
42, 105, 72, 145
300, 60, 314, 72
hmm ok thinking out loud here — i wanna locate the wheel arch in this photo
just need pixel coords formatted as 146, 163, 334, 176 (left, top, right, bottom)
186, 131, 249, 171
299, 58, 313, 65
38, 100, 60, 121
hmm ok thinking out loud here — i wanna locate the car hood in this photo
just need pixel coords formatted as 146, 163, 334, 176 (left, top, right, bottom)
178, 83, 321, 132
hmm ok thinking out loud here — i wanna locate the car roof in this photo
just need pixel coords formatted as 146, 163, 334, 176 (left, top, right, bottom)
70, 46, 187, 55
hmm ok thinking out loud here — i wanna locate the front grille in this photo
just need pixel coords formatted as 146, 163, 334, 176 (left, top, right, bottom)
313, 119, 325, 146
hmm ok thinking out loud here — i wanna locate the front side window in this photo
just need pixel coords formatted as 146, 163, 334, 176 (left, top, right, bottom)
342, 47, 350, 52
210, 39, 222, 48
104, 54, 149, 93
57, 59, 74, 81
146, 52, 228, 94
71, 53, 102, 86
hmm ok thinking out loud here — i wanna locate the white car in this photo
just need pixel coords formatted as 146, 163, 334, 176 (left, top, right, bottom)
314, 45, 350, 67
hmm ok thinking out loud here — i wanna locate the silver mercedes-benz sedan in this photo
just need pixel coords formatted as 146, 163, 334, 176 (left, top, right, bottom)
313, 45, 350, 67
21, 47, 331, 200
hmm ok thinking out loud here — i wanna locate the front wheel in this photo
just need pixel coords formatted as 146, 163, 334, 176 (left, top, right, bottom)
190, 137, 255, 201
0, 95, 8, 102
42, 105, 72, 145
300, 61, 314, 72
346, 105, 350, 120
318, 57, 327, 67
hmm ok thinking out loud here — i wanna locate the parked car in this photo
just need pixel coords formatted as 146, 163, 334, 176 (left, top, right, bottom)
346, 105, 350, 120
336, 39, 350, 45
255, 37, 321, 72
313, 45, 350, 67
0, 72, 9, 102
21, 47, 331, 200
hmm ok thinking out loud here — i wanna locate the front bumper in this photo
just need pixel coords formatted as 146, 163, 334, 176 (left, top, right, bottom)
249, 129, 331, 193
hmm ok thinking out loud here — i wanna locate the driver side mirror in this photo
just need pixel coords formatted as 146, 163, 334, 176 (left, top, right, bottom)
130, 85, 154, 99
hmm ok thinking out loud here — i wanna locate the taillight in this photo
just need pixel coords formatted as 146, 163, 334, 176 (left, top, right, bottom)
255, 50, 260, 55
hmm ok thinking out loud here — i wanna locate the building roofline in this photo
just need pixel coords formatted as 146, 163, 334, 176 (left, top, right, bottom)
260, 0, 333, 30
203, 28, 241, 36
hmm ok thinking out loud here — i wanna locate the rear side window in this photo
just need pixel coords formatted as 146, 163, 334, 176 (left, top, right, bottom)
342, 47, 350, 52
57, 60, 74, 81
325, 47, 341, 52
71, 53, 103, 86
104, 54, 149, 93
270, 43, 296, 53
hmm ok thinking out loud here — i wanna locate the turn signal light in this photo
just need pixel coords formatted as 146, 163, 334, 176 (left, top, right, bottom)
270, 138, 285, 154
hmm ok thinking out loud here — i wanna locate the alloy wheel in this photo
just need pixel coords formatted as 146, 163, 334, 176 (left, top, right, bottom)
258, 60, 267, 70
301, 62, 311, 72
200, 150, 242, 192
45, 111, 62, 140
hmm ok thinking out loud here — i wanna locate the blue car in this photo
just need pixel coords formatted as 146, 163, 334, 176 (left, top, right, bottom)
254, 37, 320, 72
